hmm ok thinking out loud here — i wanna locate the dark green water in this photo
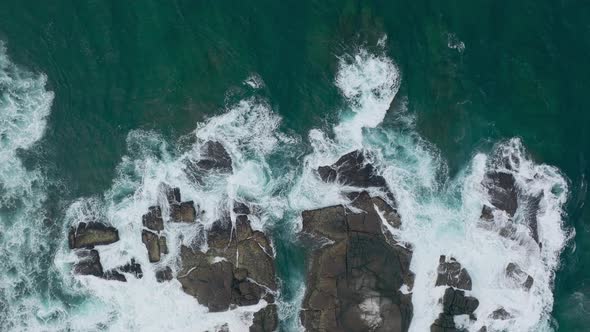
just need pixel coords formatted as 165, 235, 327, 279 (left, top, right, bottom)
0, 1, 588, 330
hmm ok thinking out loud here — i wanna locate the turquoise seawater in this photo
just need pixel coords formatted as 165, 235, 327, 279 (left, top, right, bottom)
0, 1, 588, 331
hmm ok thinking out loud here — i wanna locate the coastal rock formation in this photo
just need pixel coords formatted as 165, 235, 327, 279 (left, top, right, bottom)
196, 141, 233, 173
482, 171, 518, 217
73, 249, 142, 282
68, 222, 119, 249
177, 214, 276, 312
506, 263, 534, 291
431, 257, 479, 332
300, 191, 413, 331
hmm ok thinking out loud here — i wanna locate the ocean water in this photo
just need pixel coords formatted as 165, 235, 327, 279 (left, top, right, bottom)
0, 1, 588, 331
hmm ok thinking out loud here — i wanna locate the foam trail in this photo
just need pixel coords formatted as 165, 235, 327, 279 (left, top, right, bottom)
290, 45, 571, 332
0, 42, 57, 330
57, 96, 293, 331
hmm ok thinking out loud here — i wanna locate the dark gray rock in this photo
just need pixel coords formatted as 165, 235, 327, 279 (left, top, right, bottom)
250, 304, 278, 332
142, 206, 164, 232
372, 196, 402, 228
73, 249, 103, 277
482, 171, 518, 217
105, 258, 143, 282
68, 222, 119, 249
490, 308, 512, 320
177, 215, 277, 314
480, 205, 494, 221
196, 141, 233, 173
522, 193, 543, 243
436, 256, 473, 290
233, 201, 251, 215
300, 191, 414, 332
506, 263, 534, 291
317, 150, 387, 189
156, 266, 173, 282
170, 201, 196, 223
142, 230, 161, 263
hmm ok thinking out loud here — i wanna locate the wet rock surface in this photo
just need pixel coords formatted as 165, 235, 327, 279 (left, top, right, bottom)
250, 304, 278, 332
436, 255, 473, 290
195, 141, 233, 173
73, 249, 142, 282
177, 214, 277, 313
482, 171, 518, 217
318, 150, 390, 194
300, 191, 413, 332
68, 222, 119, 249
431, 257, 478, 332
506, 263, 534, 291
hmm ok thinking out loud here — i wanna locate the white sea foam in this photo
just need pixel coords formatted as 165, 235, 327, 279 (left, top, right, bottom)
289, 45, 570, 332
57, 97, 292, 331
0, 42, 56, 331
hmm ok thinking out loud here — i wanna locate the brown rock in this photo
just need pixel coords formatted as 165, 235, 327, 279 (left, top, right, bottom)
142, 206, 164, 232
142, 230, 161, 263
170, 201, 196, 223
250, 304, 278, 332
68, 222, 119, 249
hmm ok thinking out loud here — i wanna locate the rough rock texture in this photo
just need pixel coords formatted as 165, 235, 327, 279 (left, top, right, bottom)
482, 171, 518, 217
372, 196, 401, 228
300, 191, 413, 332
431, 257, 478, 332
436, 256, 473, 290
177, 212, 277, 327
68, 222, 119, 249
506, 263, 534, 291
156, 266, 173, 282
142, 230, 163, 263
73, 249, 142, 282
490, 308, 512, 320
143, 206, 164, 232
318, 150, 388, 191
431, 288, 479, 332
250, 304, 278, 332
196, 141, 233, 173
233, 201, 251, 215
170, 201, 197, 223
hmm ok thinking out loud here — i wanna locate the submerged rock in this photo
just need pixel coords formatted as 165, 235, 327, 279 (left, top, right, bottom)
490, 307, 512, 320
506, 263, 534, 291
68, 222, 119, 249
436, 255, 473, 290
300, 191, 413, 332
73, 249, 142, 282
156, 266, 173, 282
196, 141, 233, 173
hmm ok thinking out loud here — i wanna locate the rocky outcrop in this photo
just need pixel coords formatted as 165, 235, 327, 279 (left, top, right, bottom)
73, 249, 142, 282
142, 230, 168, 263
68, 222, 119, 249
506, 263, 534, 291
431, 288, 480, 332
300, 191, 413, 332
177, 214, 276, 313
250, 304, 278, 332
482, 171, 518, 217
195, 141, 233, 173
431, 257, 478, 332
155, 266, 173, 282
435, 256, 472, 290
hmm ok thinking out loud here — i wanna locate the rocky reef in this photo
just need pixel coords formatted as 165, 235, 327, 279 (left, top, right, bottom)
299, 150, 414, 332
67, 141, 278, 331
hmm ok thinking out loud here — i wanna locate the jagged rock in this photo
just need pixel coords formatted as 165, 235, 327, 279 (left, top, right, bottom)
431, 288, 479, 332
156, 266, 173, 282
436, 256, 473, 290
142, 206, 164, 232
68, 222, 119, 249
372, 196, 402, 228
482, 171, 518, 217
170, 201, 196, 223
104, 258, 143, 282
159, 236, 168, 255
73, 250, 142, 282
490, 308, 512, 320
318, 150, 388, 189
250, 304, 278, 332
233, 201, 251, 215
480, 205, 494, 221
300, 191, 413, 332
177, 215, 277, 314
73, 249, 103, 277
506, 263, 534, 290
522, 193, 543, 243
165, 186, 181, 204
142, 230, 161, 263
196, 141, 233, 173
